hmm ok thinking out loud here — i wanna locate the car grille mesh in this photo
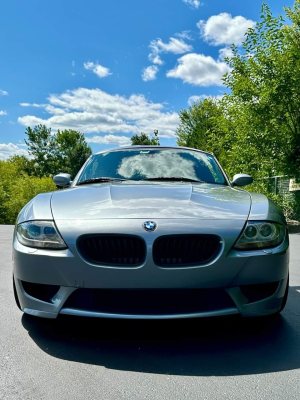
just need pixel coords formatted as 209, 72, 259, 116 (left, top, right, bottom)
77, 235, 146, 266
153, 234, 221, 267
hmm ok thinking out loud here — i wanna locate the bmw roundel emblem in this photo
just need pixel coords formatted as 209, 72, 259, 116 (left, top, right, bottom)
143, 221, 157, 232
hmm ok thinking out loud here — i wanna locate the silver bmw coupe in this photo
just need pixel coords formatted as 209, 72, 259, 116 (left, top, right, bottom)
13, 146, 289, 319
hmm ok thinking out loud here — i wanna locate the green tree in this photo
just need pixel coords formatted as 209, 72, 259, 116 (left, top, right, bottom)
25, 125, 92, 178
55, 129, 92, 178
25, 125, 57, 177
223, 1, 300, 178
176, 1, 300, 220
176, 98, 232, 164
177, 1, 300, 180
7, 155, 35, 176
131, 130, 160, 145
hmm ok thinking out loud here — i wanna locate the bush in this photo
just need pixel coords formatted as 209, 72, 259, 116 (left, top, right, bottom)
0, 160, 56, 224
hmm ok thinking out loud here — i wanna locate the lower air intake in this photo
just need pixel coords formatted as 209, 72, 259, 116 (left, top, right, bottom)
62, 288, 235, 316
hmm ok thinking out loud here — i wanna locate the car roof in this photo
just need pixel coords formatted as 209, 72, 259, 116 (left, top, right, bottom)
94, 145, 214, 157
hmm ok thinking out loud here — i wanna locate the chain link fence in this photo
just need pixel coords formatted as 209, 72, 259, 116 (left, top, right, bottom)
264, 175, 291, 196
259, 175, 300, 221
262, 176, 300, 197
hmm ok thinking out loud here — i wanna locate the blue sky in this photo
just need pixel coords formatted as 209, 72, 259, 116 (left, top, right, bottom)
0, 0, 294, 159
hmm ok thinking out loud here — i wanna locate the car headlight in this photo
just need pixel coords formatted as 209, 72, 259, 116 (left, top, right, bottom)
234, 221, 286, 250
17, 221, 67, 249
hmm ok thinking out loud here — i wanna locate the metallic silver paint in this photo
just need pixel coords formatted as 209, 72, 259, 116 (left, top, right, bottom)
13, 146, 289, 319
59, 308, 240, 319
50, 182, 251, 220
232, 174, 253, 187
53, 173, 71, 187
17, 192, 53, 223
249, 193, 286, 225
226, 276, 289, 317
23, 309, 58, 319
13, 220, 288, 288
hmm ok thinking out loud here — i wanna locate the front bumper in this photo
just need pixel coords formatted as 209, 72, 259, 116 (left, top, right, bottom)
13, 218, 289, 319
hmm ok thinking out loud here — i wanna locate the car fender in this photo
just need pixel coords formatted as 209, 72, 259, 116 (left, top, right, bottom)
248, 193, 286, 226
16, 192, 54, 224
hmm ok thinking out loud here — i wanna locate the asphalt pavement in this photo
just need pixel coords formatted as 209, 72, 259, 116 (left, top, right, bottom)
1, 224, 300, 400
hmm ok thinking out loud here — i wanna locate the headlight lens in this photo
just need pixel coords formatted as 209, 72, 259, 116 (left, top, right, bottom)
17, 221, 67, 249
234, 221, 286, 250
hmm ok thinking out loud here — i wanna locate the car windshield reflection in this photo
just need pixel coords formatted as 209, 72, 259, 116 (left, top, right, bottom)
77, 148, 227, 186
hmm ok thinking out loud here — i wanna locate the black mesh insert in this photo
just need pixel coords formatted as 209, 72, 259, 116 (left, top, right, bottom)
62, 288, 236, 315
153, 234, 221, 267
77, 234, 146, 266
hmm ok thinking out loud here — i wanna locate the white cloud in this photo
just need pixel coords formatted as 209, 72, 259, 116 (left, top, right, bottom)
142, 66, 159, 81
0, 111, 7, 115
83, 61, 112, 78
175, 31, 193, 41
149, 54, 164, 65
0, 143, 28, 160
0, 90, 8, 96
72, 60, 75, 67
188, 94, 223, 106
167, 53, 231, 87
188, 95, 203, 105
147, 35, 193, 68
197, 13, 256, 46
20, 103, 37, 107
183, 0, 203, 9
86, 134, 131, 146
150, 37, 193, 56
117, 151, 205, 180
148, 37, 193, 67
20, 102, 67, 115
18, 87, 180, 138
218, 47, 234, 61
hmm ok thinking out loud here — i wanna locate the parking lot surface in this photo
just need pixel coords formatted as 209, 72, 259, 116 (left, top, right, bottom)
1, 225, 300, 400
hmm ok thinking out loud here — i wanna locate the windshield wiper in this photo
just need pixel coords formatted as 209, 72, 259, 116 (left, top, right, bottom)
77, 177, 126, 185
139, 177, 205, 183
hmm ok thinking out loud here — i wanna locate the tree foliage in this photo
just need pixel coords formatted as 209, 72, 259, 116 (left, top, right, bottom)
0, 125, 93, 224
177, 98, 232, 163
55, 129, 92, 177
176, 1, 300, 219
0, 159, 56, 224
7, 155, 35, 176
131, 130, 160, 145
222, 1, 300, 178
25, 125, 92, 178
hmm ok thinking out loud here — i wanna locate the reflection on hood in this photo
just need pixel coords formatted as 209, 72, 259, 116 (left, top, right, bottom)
51, 181, 251, 220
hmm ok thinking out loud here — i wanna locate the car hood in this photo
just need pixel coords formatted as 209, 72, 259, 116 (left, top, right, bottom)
50, 182, 251, 220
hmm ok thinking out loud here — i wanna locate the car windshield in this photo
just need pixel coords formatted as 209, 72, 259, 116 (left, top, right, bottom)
76, 148, 227, 185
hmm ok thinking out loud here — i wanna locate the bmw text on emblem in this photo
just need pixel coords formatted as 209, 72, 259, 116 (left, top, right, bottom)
143, 221, 157, 232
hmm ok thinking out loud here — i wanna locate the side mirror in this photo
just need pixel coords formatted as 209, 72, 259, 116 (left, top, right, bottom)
232, 174, 253, 187
53, 173, 71, 187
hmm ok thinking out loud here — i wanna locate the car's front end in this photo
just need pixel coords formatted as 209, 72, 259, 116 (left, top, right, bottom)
12, 146, 289, 319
